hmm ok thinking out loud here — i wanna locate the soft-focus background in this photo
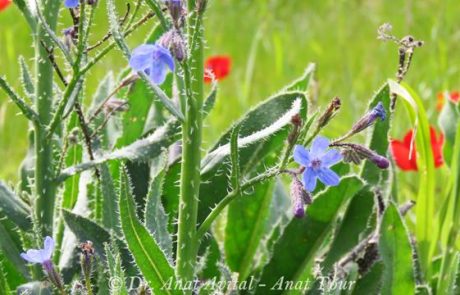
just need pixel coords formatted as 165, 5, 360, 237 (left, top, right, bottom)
0, 0, 459, 184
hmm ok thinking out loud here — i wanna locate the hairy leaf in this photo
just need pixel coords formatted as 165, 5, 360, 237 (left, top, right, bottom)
0, 181, 32, 230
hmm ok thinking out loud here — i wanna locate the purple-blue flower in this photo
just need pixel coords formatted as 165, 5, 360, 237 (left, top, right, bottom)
21, 236, 54, 264
294, 137, 342, 192
64, 0, 79, 8
129, 44, 175, 85
351, 101, 386, 135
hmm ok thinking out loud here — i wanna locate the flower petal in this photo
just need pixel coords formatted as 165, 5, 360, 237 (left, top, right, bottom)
321, 149, 342, 167
390, 139, 417, 171
129, 44, 155, 71
293, 145, 310, 166
148, 59, 169, 85
21, 249, 44, 264
303, 168, 318, 192
64, 0, 79, 8
43, 236, 55, 260
155, 45, 175, 72
310, 136, 329, 157
318, 168, 340, 186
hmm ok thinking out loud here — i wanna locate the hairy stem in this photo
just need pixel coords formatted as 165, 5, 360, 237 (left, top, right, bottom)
175, 0, 204, 287
34, 0, 60, 236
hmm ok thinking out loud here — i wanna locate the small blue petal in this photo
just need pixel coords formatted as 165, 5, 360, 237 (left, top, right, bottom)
310, 136, 329, 157
21, 249, 44, 264
64, 0, 79, 8
148, 59, 169, 85
303, 168, 318, 192
321, 150, 342, 167
129, 44, 156, 71
43, 236, 54, 261
372, 101, 386, 121
293, 145, 311, 166
154, 44, 175, 72
318, 168, 340, 186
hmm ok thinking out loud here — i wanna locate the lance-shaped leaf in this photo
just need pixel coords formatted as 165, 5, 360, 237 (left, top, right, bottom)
0, 222, 29, 281
0, 76, 40, 125
255, 176, 363, 294
0, 181, 32, 231
144, 167, 173, 259
283, 62, 315, 93
0, 257, 11, 295
19, 56, 34, 101
379, 203, 416, 295
57, 120, 181, 182
119, 168, 179, 294
225, 180, 274, 280
105, 242, 129, 295
203, 83, 217, 117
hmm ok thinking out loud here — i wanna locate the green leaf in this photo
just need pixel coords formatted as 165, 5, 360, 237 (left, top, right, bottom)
379, 203, 416, 295
352, 263, 383, 295
107, 0, 131, 58
119, 168, 180, 294
105, 242, 129, 295
0, 76, 40, 125
0, 222, 29, 281
0, 181, 32, 231
144, 167, 173, 259
100, 165, 120, 235
321, 188, 374, 273
230, 125, 241, 190
255, 176, 363, 294
58, 120, 181, 182
225, 180, 274, 280
203, 84, 217, 117
360, 83, 391, 184
19, 56, 34, 101
283, 63, 316, 93
0, 256, 11, 295
162, 91, 307, 230
438, 99, 460, 162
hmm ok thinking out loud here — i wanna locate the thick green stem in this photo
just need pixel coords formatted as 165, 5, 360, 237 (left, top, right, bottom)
34, 0, 60, 236
175, 0, 204, 287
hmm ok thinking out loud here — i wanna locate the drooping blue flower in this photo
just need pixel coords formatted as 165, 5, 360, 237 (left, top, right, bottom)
21, 236, 54, 264
64, 0, 79, 8
129, 44, 175, 85
294, 137, 342, 192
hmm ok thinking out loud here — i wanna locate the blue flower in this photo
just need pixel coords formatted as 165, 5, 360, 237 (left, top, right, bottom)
294, 137, 342, 192
129, 44, 175, 85
370, 101, 386, 121
64, 0, 79, 8
21, 236, 54, 264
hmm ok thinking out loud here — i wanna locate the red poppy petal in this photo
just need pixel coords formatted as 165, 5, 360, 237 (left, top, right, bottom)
204, 55, 231, 83
0, 0, 11, 11
390, 140, 418, 171
450, 91, 460, 103
430, 127, 444, 168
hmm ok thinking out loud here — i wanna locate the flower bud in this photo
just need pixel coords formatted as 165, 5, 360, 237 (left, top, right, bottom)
349, 101, 386, 135
80, 241, 95, 283
158, 30, 187, 62
369, 154, 390, 169
87, 0, 97, 6
317, 97, 341, 128
290, 177, 312, 218
103, 98, 129, 114
165, 0, 183, 26
339, 143, 389, 170
63, 27, 77, 49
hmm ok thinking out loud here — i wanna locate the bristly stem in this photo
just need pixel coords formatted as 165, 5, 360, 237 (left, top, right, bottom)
175, 0, 205, 288
34, 0, 60, 237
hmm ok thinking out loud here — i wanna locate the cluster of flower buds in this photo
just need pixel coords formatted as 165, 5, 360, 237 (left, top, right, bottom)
290, 177, 312, 218
339, 143, 390, 169
348, 102, 386, 136
165, 0, 185, 28
158, 29, 187, 62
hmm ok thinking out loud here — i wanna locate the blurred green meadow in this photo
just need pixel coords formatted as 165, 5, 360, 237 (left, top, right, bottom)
0, 0, 459, 182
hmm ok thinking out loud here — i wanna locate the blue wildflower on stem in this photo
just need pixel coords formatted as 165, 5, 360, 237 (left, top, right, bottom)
21, 237, 65, 292
129, 44, 175, 85
64, 0, 79, 8
294, 136, 343, 192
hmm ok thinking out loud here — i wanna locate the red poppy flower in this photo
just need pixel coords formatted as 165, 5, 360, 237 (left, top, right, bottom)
0, 0, 11, 11
436, 91, 460, 111
390, 126, 444, 171
204, 55, 231, 83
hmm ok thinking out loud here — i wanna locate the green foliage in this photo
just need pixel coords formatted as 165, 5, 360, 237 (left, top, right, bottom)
379, 203, 416, 295
118, 168, 180, 294
0, 181, 32, 231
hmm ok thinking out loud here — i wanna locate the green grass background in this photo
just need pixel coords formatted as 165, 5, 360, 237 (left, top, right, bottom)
0, 0, 459, 181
